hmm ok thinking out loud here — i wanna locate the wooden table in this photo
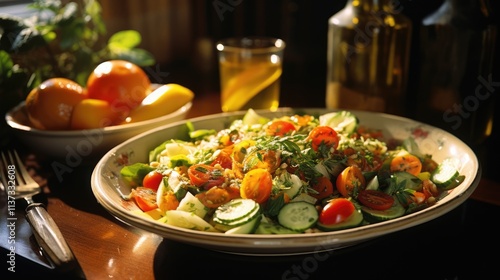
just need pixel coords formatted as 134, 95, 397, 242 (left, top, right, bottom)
2, 90, 500, 280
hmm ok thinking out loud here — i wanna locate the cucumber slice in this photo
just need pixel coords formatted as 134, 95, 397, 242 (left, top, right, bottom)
189, 129, 216, 140
242, 108, 270, 125
166, 172, 188, 200
156, 171, 188, 207
277, 201, 318, 232
365, 175, 379, 190
163, 142, 197, 157
177, 192, 209, 219
319, 111, 358, 134
164, 210, 218, 232
225, 215, 262, 234
431, 158, 462, 190
255, 222, 301, 234
316, 209, 364, 231
281, 173, 303, 200
214, 205, 262, 231
213, 198, 258, 223
361, 199, 405, 222
291, 193, 318, 205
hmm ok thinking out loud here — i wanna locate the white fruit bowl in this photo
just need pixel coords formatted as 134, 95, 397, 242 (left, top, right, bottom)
5, 100, 192, 161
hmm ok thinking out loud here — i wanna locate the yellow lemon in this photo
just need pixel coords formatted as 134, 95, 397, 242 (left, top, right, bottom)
123, 84, 194, 123
70, 99, 122, 129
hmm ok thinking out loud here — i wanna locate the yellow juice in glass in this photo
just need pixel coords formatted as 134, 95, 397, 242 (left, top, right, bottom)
217, 37, 285, 112
220, 60, 281, 112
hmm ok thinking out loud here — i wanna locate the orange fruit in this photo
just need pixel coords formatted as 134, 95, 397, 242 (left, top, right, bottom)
86, 60, 151, 122
70, 99, 122, 129
25, 78, 87, 130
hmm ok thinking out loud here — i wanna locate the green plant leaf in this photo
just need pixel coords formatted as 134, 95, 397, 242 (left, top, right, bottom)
108, 30, 142, 49
0, 51, 14, 81
109, 48, 155, 66
58, 2, 79, 23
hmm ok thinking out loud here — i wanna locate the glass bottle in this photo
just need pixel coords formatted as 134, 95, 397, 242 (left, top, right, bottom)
326, 0, 412, 116
414, 0, 497, 147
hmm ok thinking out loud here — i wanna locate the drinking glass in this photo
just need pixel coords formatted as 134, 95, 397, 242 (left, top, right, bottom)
216, 37, 285, 112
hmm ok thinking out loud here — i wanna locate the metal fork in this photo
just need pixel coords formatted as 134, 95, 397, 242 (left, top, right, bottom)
1, 150, 76, 268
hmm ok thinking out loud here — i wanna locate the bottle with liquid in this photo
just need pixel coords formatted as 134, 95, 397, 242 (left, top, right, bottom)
326, 0, 412, 116
414, 0, 497, 147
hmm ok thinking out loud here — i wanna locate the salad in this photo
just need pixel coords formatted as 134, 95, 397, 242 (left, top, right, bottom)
119, 109, 465, 234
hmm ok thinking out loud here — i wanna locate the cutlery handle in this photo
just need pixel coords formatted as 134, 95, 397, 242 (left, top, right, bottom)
25, 203, 76, 268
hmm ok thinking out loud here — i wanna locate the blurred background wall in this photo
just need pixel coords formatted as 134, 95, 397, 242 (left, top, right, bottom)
100, 0, 498, 107
100, 0, 499, 175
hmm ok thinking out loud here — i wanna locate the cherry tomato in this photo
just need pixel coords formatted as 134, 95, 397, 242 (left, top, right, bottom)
390, 153, 422, 176
131, 187, 158, 212
196, 185, 241, 209
187, 164, 225, 190
219, 130, 239, 146
210, 149, 233, 169
307, 126, 339, 152
319, 198, 355, 225
310, 176, 334, 200
142, 171, 163, 191
336, 165, 366, 197
266, 120, 297, 136
240, 168, 273, 204
232, 140, 256, 163
357, 189, 394, 210
343, 147, 384, 172
158, 192, 180, 212
242, 149, 281, 173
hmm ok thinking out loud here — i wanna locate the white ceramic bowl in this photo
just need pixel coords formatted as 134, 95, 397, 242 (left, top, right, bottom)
91, 108, 480, 255
5, 100, 192, 160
